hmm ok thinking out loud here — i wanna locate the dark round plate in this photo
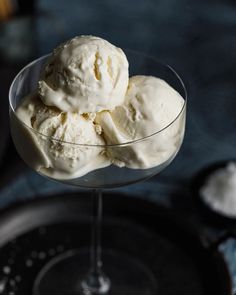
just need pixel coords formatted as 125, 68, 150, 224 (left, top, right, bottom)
192, 160, 236, 227
0, 192, 231, 295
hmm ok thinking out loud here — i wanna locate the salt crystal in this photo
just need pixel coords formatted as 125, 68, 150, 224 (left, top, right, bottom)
200, 162, 236, 217
3, 266, 11, 274
26, 259, 33, 267
0, 279, 6, 293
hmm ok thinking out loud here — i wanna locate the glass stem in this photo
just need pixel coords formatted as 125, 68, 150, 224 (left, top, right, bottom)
91, 189, 103, 276
82, 189, 110, 294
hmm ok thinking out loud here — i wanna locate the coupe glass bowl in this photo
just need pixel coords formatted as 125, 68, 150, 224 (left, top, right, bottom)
9, 52, 186, 188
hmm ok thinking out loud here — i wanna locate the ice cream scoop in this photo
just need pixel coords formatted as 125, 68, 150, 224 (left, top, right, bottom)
12, 94, 109, 179
96, 75, 186, 169
38, 35, 129, 113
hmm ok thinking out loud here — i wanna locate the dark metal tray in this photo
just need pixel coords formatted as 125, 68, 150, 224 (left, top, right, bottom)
0, 192, 231, 295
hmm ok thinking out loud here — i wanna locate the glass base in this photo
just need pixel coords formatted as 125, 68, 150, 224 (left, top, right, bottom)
33, 249, 157, 295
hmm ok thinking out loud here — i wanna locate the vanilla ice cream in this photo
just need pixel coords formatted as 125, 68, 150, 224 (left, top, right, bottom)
11, 36, 186, 181
12, 94, 109, 179
96, 75, 186, 169
38, 35, 129, 113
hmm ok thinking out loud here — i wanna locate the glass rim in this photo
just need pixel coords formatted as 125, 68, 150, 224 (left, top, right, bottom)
9, 52, 187, 148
